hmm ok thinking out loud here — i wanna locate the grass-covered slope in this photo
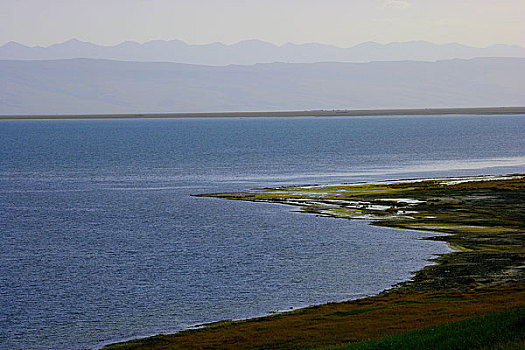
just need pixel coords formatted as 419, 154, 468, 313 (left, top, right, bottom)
334, 306, 525, 350
104, 285, 525, 349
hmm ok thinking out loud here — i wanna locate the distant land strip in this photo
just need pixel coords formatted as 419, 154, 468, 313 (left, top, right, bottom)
1, 106, 525, 120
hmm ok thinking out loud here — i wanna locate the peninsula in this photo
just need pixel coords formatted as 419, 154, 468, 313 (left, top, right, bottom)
105, 174, 525, 349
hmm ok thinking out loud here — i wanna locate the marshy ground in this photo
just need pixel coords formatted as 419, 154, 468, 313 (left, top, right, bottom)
105, 175, 525, 349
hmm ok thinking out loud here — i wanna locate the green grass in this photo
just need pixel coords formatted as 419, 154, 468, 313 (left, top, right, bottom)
330, 306, 525, 350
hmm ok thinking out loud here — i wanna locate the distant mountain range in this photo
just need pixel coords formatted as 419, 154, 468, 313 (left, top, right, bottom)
1, 57, 524, 115
1, 39, 525, 65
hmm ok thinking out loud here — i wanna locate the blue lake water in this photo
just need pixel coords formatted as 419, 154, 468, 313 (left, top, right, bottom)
1, 115, 524, 349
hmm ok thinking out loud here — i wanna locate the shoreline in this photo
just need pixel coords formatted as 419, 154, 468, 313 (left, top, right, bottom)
196, 174, 525, 291
2, 106, 525, 120
104, 174, 524, 349
103, 286, 525, 350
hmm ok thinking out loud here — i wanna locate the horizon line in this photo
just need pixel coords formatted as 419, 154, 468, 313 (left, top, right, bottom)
2, 107, 525, 120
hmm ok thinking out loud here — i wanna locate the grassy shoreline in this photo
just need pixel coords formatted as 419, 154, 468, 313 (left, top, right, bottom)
104, 174, 525, 349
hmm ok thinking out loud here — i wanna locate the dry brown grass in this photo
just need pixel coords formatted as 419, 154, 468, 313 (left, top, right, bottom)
105, 284, 525, 350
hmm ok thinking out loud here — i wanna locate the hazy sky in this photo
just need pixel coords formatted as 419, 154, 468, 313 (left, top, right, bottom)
1, 0, 524, 47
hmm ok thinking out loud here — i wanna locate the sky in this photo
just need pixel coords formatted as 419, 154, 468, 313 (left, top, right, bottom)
1, 0, 524, 47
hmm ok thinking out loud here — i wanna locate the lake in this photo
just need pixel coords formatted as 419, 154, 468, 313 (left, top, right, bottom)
1, 115, 524, 349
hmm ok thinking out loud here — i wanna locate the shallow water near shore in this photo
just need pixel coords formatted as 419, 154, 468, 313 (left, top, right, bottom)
1, 115, 524, 349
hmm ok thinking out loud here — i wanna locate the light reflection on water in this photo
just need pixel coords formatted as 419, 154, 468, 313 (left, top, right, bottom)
0, 115, 524, 349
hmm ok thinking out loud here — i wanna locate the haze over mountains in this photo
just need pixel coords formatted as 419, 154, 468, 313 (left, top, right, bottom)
2, 39, 525, 65
2, 58, 524, 115
1, 38, 524, 115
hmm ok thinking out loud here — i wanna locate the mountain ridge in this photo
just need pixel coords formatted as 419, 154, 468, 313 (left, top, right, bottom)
1, 39, 524, 65
1, 57, 524, 115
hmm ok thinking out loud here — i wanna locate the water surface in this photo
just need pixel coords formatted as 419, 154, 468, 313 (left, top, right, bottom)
1, 115, 524, 349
